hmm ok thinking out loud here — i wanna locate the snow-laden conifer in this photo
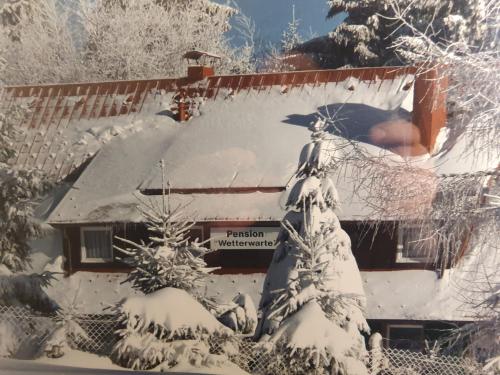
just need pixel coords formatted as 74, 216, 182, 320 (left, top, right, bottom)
256, 119, 370, 374
114, 165, 217, 296
281, 5, 302, 54
299, 0, 490, 68
0, 105, 51, 272
112, 161, 239, 371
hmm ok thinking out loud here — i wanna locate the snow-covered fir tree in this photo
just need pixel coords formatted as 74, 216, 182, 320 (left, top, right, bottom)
256, 119, 370, 374
113, 165, 216, 296
296, 0, 489, 68
112, 161, 238, 371
0, 105, 51, 272
281, 4, 302, 54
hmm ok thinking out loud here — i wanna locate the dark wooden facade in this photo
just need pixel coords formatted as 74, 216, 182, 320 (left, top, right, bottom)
56, 220, 439, 275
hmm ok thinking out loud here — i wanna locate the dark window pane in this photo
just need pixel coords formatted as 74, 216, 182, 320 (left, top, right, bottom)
388, 326, 424, 352
83, 230, 112, 260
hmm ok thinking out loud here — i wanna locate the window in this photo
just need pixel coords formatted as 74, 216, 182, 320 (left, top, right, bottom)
387, 324, 424, 352
188, 225, 204, 243
81, 227, 113, 263
396, 225, 434, 263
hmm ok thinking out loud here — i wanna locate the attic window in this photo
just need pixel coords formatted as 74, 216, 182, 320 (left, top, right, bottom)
81, 227, 113, 263
396, 224, 434, 264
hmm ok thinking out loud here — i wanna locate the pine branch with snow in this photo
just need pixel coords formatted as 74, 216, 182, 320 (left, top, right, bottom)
0, 272, 59, 313
114, 160, 218, 297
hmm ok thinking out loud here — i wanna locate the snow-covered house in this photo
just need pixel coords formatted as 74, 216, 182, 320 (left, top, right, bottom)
2, 63, 493, 351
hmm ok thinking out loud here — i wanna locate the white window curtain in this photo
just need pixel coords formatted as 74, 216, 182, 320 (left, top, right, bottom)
82, 229, 112, 261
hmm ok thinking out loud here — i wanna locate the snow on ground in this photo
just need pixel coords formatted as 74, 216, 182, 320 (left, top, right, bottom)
2, 350, 250, 374
168, 361, 250, 374
33, 349, 126, 372
1, 356, 249, 374
1, 356, 147, 374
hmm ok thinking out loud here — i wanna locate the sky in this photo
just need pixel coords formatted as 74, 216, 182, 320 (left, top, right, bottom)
215, 0, 344, 47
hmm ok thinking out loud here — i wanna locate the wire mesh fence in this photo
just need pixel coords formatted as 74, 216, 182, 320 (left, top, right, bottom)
210, 338, 289, 374
0, 304, 486, 374
368, 347, 484, 375
70, 313, 119, 355
0, 305, 54, 359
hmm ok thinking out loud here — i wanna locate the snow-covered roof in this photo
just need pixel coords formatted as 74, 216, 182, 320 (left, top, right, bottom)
431, 128, 499, 176
2, 67, 414, 180
47, 75, 416, 224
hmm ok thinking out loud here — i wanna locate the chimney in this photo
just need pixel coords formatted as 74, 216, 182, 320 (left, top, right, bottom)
183, 50, 219, 82
187, 65, 214, 81
412, 67, 448, 152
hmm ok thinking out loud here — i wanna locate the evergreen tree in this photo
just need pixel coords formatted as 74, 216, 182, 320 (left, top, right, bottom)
112, 161, 237, 371
298, 0, 489, 68
0, 105, 51, 272
114, 161, 216, 296
281, 4, 302, 54
256, 119, 370, 374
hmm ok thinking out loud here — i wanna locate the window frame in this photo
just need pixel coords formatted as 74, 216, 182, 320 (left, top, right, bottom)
395, 224, 433, 264
80, 226, 114, 263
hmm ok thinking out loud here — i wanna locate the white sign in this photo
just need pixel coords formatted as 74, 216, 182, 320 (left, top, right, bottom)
210, 227, 279, 251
